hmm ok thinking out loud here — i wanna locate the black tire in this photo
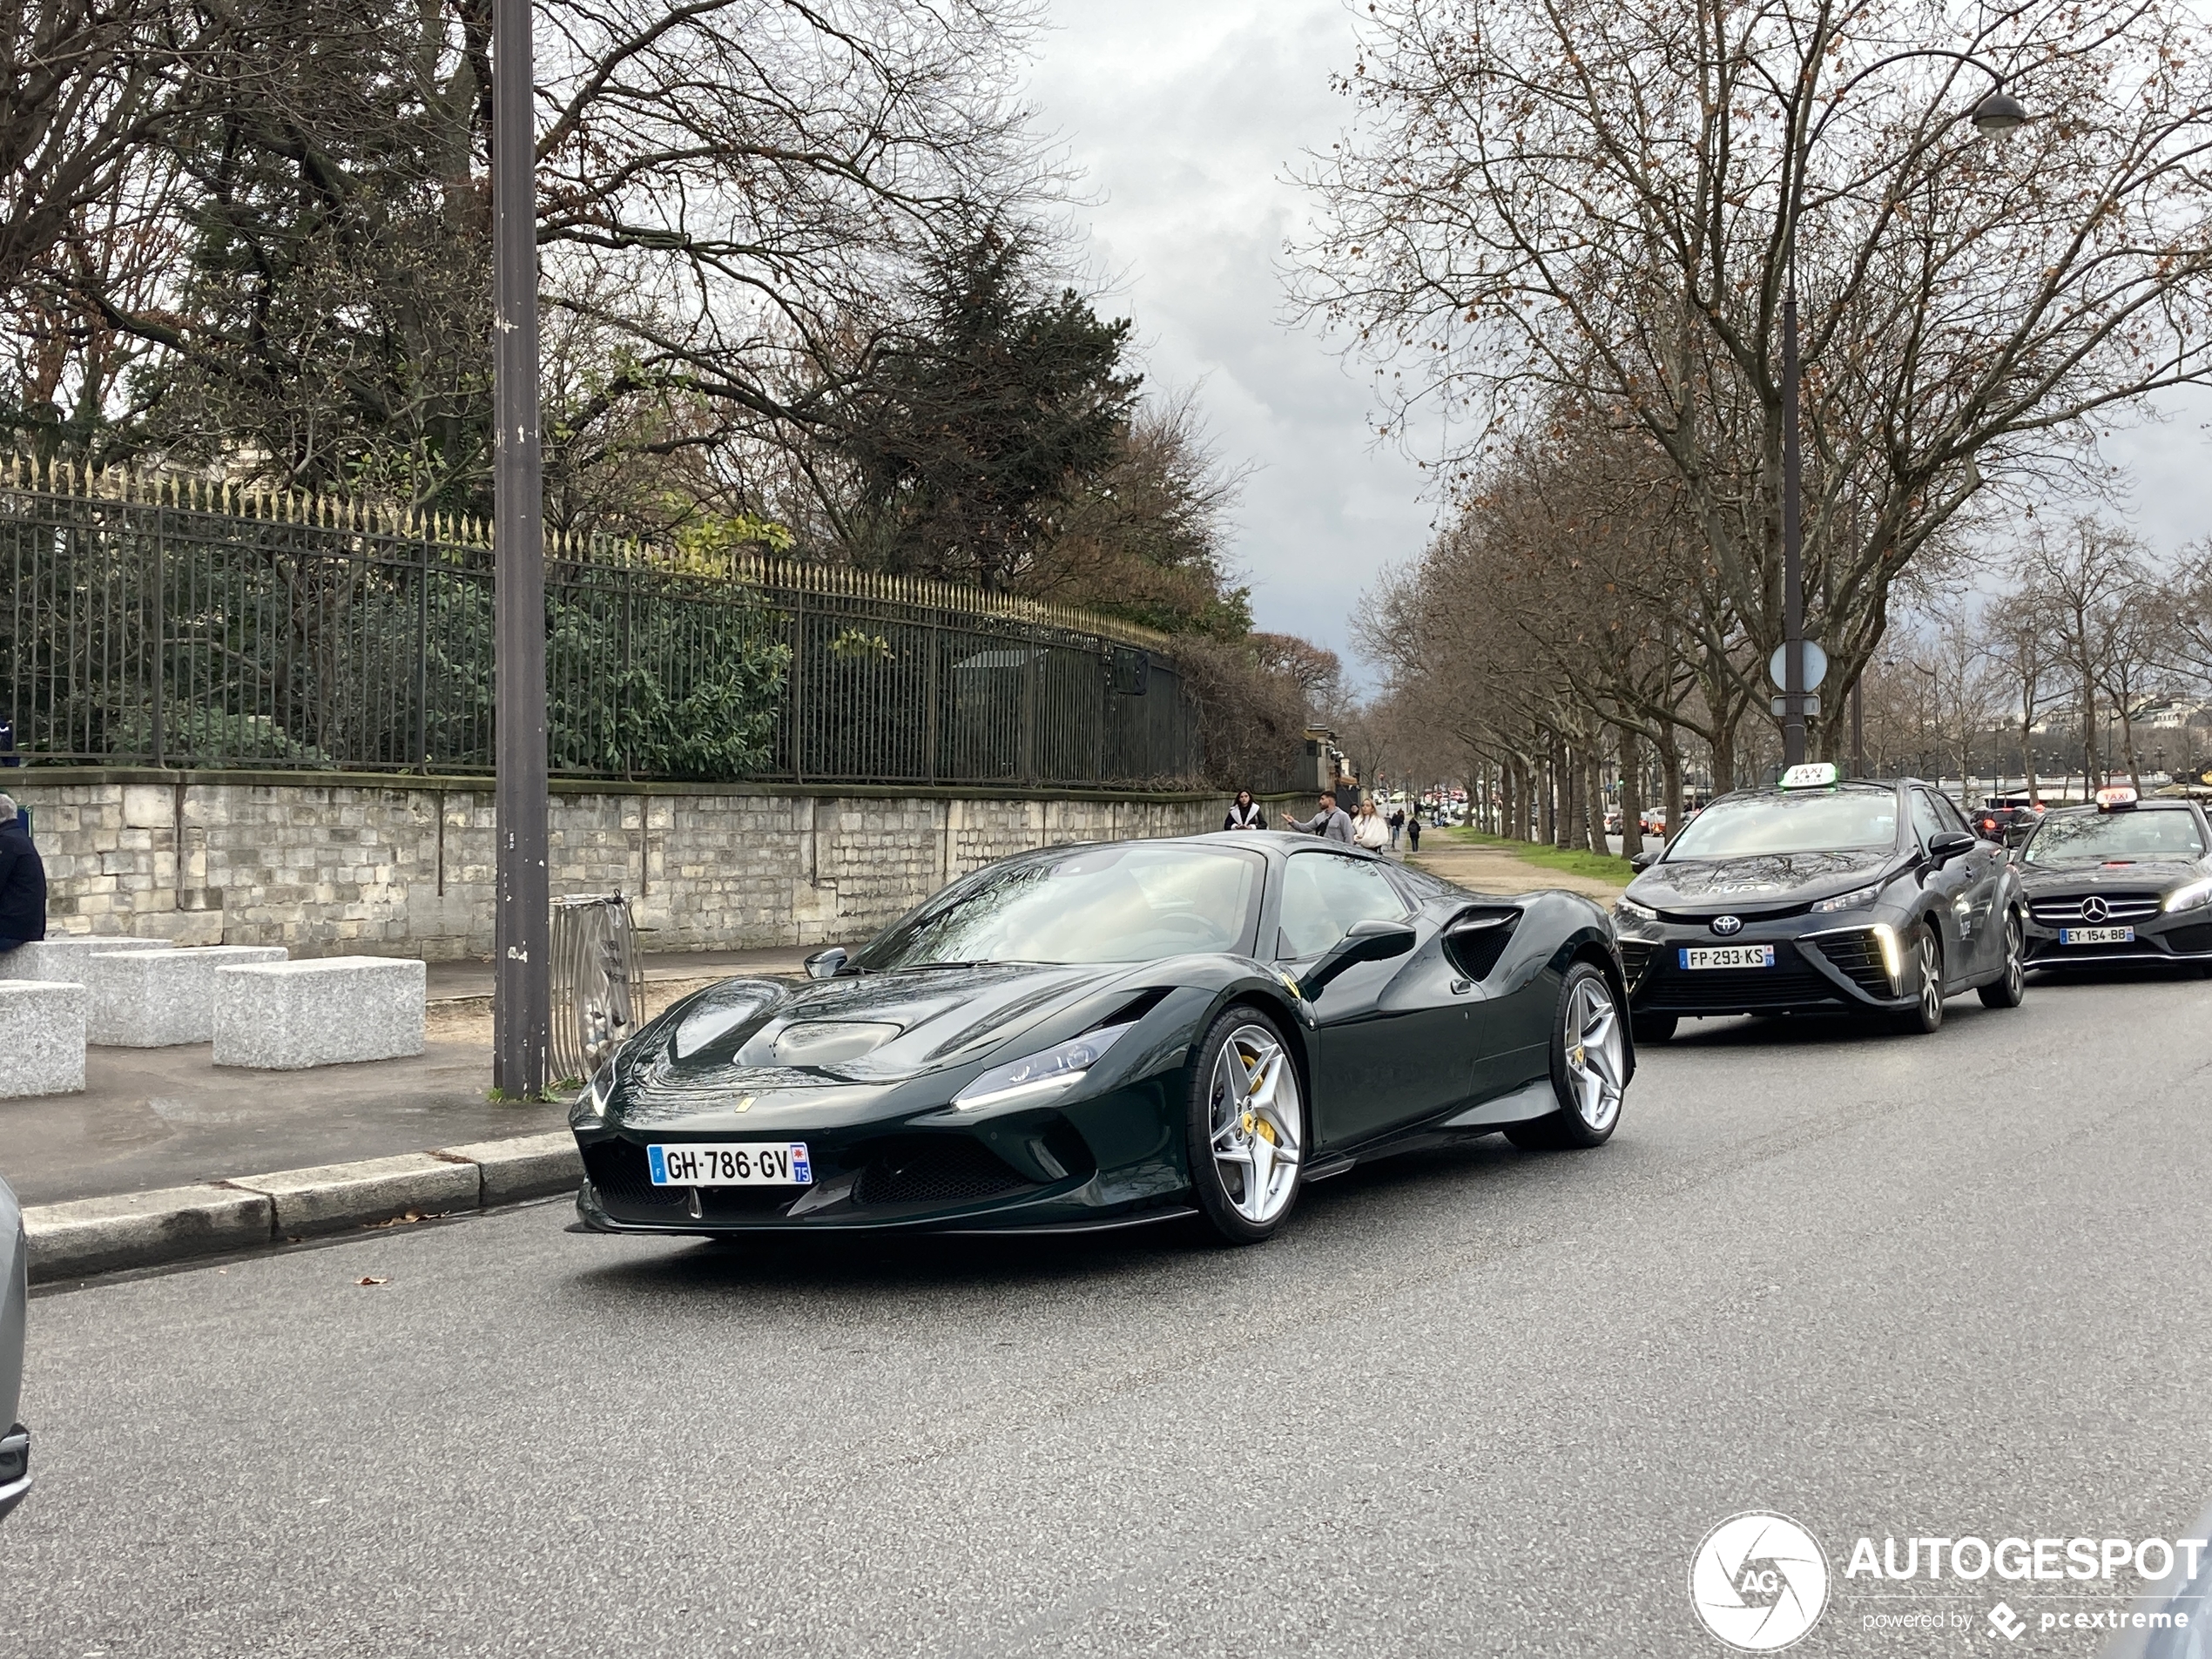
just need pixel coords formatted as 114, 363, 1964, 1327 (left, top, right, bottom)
1630, 1011, 1678, 1044
1184, 1008, 1306, 1245
1506, 963, 1627, 1151
1890, 922, 1945, 1035
1977, 909, 2027, 1008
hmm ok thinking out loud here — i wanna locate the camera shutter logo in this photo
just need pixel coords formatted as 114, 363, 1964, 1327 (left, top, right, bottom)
1689, 1512, 1830, 1651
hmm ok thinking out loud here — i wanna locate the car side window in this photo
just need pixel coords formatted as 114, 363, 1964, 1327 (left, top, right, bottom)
1276, 853, 1406, 960
1909, 791, 1950, 847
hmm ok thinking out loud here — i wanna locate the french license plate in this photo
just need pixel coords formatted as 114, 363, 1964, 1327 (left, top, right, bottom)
2061, 927, 2134, 946
648, 1143, 813, 1187
1680, 945, 1777, 970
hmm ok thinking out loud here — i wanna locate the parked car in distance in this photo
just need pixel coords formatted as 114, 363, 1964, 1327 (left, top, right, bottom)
1970, 804, 2042, 846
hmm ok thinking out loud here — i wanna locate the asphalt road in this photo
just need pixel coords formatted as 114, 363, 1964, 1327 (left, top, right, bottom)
6, 968, 2211, 1657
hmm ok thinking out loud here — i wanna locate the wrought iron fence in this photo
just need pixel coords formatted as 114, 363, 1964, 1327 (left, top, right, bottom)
1, 459, 1204, 789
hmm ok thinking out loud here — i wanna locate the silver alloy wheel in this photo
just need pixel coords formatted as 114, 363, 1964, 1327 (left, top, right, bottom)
1917, 932, 1943, 1022
2001, 914, 2023, 997
1209, 1023, 1303, 1225
1561, 974, 1625, 1132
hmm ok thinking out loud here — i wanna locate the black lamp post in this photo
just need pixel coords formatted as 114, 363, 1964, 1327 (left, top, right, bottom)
1777, 67, 2027, 767
492, 0, 550, 1096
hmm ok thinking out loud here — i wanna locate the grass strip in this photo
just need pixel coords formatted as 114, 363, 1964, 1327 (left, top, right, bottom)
1441, 827, 1636, 884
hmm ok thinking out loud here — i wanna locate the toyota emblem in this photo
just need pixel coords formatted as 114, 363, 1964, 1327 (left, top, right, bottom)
1711, 914, 1743, 936
2082, 895, 2109, 924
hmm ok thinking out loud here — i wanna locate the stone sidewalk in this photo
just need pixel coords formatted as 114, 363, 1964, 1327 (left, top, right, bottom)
1406, 841, 1629, 903
1, 946, 808, 1210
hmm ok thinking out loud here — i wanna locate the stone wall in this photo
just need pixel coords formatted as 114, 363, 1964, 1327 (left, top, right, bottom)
8, 771, 1233, 960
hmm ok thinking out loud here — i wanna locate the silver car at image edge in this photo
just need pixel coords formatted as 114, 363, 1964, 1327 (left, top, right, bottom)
0, 1174, 28, 1520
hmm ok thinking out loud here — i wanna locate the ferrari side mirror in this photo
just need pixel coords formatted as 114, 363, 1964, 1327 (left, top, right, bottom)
803, 947, 849, 980
1298, 917, 1417, 999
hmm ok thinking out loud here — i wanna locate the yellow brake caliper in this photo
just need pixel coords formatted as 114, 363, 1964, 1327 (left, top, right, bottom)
1238, 1047, 1278, 1144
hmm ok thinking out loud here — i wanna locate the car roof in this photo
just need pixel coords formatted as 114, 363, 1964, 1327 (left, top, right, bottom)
2038, 799, 2199, 816
1706, 778, 1906, 801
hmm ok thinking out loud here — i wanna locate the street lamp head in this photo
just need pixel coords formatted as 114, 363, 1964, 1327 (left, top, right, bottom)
1970, 89, 2028, 134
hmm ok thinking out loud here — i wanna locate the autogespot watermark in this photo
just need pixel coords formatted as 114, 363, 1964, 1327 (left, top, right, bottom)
1690, 1513, 1831, 1650
1691, 1515, 2205, 1648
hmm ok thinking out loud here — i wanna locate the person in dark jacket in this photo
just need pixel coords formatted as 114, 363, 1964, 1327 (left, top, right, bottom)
1223, 790, 1264, 831
1405, 804, 1423, 853
0, 797, 45, 953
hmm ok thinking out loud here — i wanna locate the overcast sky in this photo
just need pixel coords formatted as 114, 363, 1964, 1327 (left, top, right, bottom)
1026, 2, 2210, 669
1026, 0, 1428, 667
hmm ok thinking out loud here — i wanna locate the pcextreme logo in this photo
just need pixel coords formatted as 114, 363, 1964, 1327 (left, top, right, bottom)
1690, 1512, 1831, 1651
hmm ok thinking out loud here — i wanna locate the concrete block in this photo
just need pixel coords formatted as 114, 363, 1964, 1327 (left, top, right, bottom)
0, 981, 87, 1097
226, 1153, 480, 1236
435, 1131, 584, 1204
212, 956, 425, 1069
0, 935, 174, 982
81, 946, 288, 1046
24, 1184, 273, 1283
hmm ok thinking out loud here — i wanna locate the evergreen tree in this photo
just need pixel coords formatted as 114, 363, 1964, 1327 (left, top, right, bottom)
832, 226, 1138, 590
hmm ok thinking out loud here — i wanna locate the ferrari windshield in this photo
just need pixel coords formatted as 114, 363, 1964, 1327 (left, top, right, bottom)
857, 843, 1263, 968
1665, 788, 1900, 859
2023, 808, 2206, 865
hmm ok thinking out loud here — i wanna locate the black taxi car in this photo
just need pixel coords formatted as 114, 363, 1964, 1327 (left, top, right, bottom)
1612, 765, 2027, 1040
2016, 787, 2212, 974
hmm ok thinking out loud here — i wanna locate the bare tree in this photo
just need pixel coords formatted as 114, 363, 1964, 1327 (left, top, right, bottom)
1983, 580, 2060, 806
1297, 0, 2212, 766
2026, 518, 2152, 788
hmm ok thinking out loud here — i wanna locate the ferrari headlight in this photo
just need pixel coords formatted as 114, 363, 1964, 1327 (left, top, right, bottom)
1811, 882, 1884, 914
1615, 897, 1657, 922
2165, 879, 2212, 914
953, 1022, 1133, 1111
581, 1067, 614, 1119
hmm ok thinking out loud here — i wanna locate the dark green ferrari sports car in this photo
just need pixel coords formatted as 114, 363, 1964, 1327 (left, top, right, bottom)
570, 832, 1635, 1245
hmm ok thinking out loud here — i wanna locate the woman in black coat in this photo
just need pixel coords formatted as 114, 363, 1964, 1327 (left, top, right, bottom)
1223, 790, 1264, 831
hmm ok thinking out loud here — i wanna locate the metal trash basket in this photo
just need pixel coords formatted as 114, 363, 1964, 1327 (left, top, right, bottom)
550, 894, 646, 1082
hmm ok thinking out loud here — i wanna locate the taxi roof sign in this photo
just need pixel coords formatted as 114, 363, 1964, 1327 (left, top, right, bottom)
1779, 762, 1839, 790
2095, 785, 2139, 810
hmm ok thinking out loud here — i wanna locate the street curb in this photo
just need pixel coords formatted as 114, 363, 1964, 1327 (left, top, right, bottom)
226, 1154, 483, 1238
433, 1132, 584, 1207
24, 1133, 584, 1285
24, 1185, 274, 1281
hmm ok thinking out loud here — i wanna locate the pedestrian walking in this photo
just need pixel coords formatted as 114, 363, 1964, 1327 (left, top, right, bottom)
0, 795, 47, 956
1405, 805, 1422, 853
1281, 792, 1355, 844
1352, 799, 1389, 853
1223, 790, 1264, 831
1386, 806, 1406, 850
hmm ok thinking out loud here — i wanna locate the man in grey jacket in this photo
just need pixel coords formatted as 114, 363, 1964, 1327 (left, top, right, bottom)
1282, 792, 1355, 844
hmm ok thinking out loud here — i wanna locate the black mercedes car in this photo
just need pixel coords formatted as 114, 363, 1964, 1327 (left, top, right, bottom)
571, 833, 1634, 1246
2016, 789, 2212, 974
1612, 765, 2027, 1040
